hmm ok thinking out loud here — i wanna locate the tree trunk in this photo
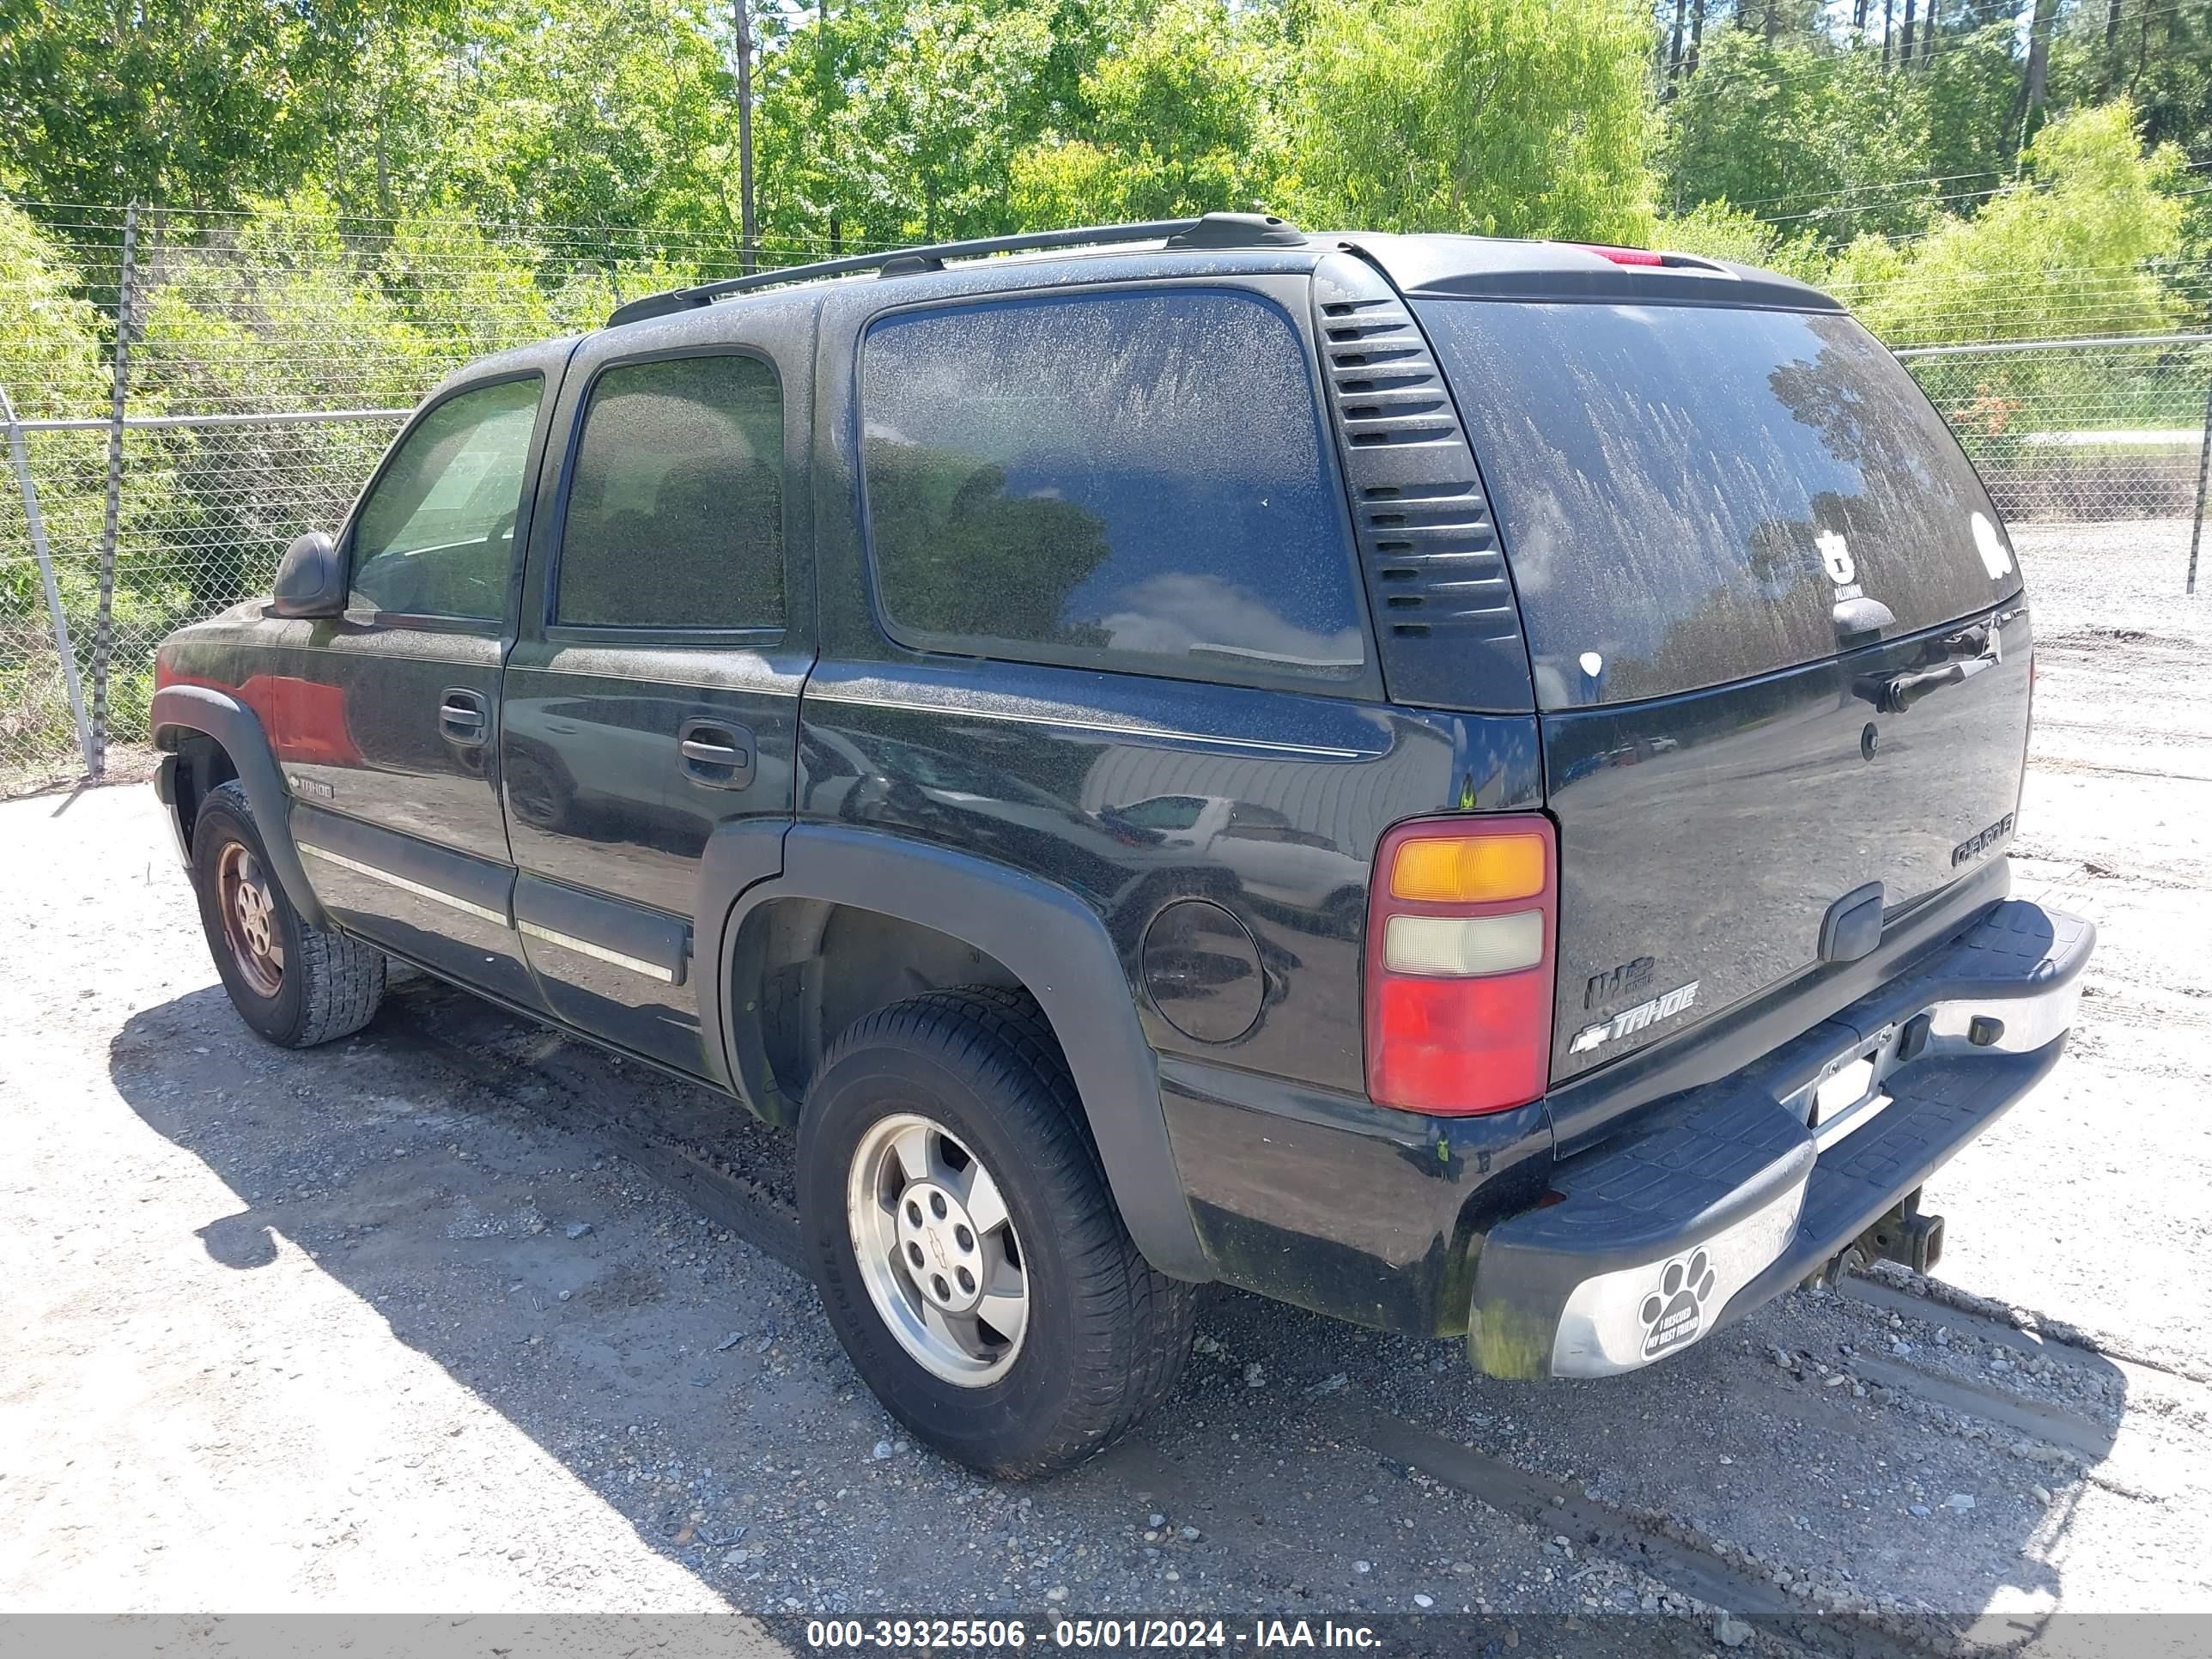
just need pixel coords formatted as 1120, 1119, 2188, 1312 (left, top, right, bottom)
1765, 0, 1778, 42
1881, 0, 1893, 66
1686, 0, 1705, 75
819, 0, 837, 255
2023, 0, 2057, 129
1853, 0, 1869, 31
1668, 0, 1687, 84
734, 0, 756, 273
2004, 0, 2058, 156
1922, 0, 1937, 58
1900, 0, 1916, 60
2103, 0, 2124, 93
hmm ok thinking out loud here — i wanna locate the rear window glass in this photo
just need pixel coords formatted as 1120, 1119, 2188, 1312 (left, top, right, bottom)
860, 289, 1367, 685
1416, 301, 2020, 708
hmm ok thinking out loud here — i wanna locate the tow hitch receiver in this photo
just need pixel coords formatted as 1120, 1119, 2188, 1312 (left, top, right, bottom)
1812, 1190, 1946, 1287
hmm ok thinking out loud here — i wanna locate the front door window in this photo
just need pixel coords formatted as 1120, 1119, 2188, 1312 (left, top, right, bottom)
352, 376, 542, 620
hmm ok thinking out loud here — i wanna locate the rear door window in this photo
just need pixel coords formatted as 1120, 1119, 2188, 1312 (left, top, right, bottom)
1415, 301, 2021, 708
555, 353, 786, 631
859, 289, 1369, 687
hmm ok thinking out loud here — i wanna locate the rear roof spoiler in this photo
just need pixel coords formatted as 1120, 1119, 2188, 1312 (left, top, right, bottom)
1344, 234, 1844, 313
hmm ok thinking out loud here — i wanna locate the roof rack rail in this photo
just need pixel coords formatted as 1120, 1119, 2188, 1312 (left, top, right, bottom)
605, 212, 1305, 328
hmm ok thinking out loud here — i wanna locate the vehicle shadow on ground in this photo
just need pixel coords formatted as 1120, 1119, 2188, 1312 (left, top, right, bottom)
107, 980, 2125, 1634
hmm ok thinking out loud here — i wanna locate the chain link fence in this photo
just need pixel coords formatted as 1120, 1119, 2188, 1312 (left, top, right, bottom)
3, 200, 2209, 797
1899, 332, 2212, 521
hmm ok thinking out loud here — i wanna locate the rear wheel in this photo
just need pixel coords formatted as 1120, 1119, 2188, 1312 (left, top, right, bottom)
798, 988, 1196, 1477
191, 781, 386, 1048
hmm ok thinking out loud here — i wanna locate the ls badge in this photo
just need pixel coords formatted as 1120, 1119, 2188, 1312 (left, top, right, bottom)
1569, 980, 1701, 1055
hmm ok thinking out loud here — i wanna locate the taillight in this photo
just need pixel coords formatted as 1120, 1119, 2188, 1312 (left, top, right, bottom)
1364, 814, 1557, 1116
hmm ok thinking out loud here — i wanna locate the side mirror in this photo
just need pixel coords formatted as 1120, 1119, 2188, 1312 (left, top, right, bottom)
269, 530, 347, 618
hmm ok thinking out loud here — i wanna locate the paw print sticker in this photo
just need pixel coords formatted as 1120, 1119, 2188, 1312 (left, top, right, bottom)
1639, 1248, 1719, 1359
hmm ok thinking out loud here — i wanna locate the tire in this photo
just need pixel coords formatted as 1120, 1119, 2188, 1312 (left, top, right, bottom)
191, 780, 386, 1048
798, 987, 1197, 1477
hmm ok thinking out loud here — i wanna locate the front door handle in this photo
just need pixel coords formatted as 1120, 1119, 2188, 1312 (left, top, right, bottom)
439, 688, 489, 746
678, 719, 755, 789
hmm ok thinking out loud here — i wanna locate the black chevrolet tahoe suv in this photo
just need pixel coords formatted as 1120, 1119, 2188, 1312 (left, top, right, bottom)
151, 213, 2093, 1475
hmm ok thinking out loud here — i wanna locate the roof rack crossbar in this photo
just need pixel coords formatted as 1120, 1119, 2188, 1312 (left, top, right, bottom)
602, 212, 1305, 328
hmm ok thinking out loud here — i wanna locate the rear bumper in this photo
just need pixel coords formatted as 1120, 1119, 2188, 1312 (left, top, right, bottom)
1156, 894, 2091, 1353
1468, 899, 2094, 1378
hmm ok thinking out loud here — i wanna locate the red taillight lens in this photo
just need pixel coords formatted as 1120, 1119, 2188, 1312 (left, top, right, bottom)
1364, 814, 1557, 1116
1572, 243, 1664, 266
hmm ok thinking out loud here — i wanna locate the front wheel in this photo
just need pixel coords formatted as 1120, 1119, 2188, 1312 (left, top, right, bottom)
191, 781, 386, 1048
798, 988, 1196, 1477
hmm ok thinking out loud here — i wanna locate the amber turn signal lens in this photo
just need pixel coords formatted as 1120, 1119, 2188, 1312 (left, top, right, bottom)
1389, 833, 1547, 904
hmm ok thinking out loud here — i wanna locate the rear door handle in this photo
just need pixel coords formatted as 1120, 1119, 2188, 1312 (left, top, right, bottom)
439, 688, 489, 745
678, 719, 755, 788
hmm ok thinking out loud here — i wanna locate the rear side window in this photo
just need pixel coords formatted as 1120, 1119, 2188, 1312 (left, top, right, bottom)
556, 353, 785, 630
1416, 301, 2020, 708
860, 289, 1366, 684
353, 376, 541, 620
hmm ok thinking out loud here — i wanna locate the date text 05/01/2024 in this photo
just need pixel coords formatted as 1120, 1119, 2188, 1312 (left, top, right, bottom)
802, 1618, 1382, 1650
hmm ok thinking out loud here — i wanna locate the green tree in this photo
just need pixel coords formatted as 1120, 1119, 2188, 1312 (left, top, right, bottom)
0, 0, 451, 211
1, 203, 131, 762
1917, 21, 2024, 207
1661, 28, 1938, 240
1826, 99, 2187, 346
0, 200, 107, 420
0, 198, 109, 642
1290, 0, 1659, 242
1009, 0, 1289, 225
1651, 197, 1825, 280
756, 0, 1059, 246
2050, 0, 2212, 167
346, 0, 745, 249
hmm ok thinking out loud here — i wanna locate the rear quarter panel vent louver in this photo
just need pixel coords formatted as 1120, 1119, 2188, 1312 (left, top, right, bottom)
1311, 252, 1534, 714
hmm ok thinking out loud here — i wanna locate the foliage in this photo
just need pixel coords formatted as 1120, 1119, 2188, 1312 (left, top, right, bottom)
1825, 100, 2188, 347
1009, 0, 1291, 226
0, 199, 106, 421
1291, 0, 1658, 242
1650, 198, 1825, 283
757, 0, 1062, 246
0, 0, 454, 210
325, 0, 747, 246
1661, 27, 1958, 242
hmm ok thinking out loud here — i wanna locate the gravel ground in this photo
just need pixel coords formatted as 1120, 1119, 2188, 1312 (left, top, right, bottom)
3, 521, 2209, 1650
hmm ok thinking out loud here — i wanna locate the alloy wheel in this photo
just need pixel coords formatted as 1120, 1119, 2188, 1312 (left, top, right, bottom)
846, 1111, 1029, 1387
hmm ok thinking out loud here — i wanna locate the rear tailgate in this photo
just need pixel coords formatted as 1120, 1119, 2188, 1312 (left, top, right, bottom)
1414, 299, 2031, 1081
